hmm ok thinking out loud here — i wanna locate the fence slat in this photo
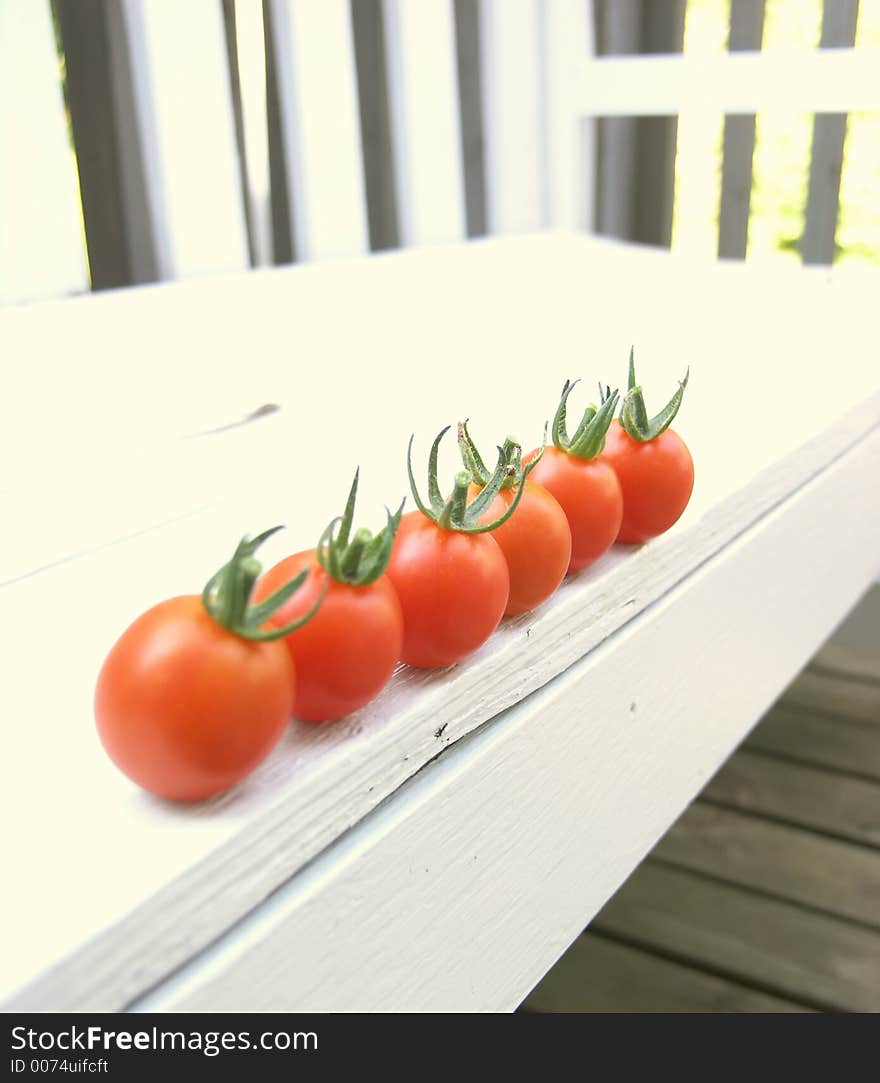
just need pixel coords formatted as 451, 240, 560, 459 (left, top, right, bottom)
801, 0, 861, 266
592, 0, 685, 246
119, 0, 249, 279
478, 0, 545, 234
718, 0, 766, 260
544, 0, 596, 231
0, 0, 89, 302
382, 0, 466, 244
265, 0, 368, 260
54, 0, 152, 290
578, 48, 880, 117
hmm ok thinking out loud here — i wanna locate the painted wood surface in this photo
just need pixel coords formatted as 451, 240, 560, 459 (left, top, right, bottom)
2, 235, 879, 1009
529, 590, 880, 1013
0, 0, 89, 302
264, 0, 368, 260
478, 0, 545, 233
578, 48, 880, 116
382, 0, 466, 243
129, 425, 880, 1011
119, 0, 249, 279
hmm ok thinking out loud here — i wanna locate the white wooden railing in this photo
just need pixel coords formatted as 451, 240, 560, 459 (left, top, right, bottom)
1, 1, 877, 303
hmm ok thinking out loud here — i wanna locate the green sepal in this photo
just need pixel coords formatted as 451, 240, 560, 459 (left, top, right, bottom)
408, 425, 539, 535
619, 347, 689, 442
315, 469, 405, 587
202, 526, 325, 641
551, 379, 619, 460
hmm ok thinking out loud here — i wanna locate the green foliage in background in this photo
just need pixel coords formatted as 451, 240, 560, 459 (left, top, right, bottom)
674, 0, 880, 266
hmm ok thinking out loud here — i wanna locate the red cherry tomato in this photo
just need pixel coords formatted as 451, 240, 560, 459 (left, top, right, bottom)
95, 596, 294, 802
256, 551, 403, 722
386, 510, 510, 668
602, 420, 694, 543
526, 446, 623, 572
468, 480, 571, 615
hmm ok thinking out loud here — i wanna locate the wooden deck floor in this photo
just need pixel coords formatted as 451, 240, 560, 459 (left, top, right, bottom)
523, 587, 880, 1013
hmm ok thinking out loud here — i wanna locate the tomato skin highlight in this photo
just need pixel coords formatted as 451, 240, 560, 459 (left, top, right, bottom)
386, 510, 510, 668
94, 596, 294, 802
525, 446, 623, 572
256, 551, 404, 722
467, 480, 571, 615
602, 421, 695, 543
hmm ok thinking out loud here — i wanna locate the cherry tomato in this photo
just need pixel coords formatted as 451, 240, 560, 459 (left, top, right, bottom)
256, 551, 403, 721
526, 447, 623, 572
95, 595, 294, 802
387, 510, 509, 668
602, 420, 694, 543
468, 480, 571, 615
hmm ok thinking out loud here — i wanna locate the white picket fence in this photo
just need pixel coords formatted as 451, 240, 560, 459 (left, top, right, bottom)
1, 0, 878, 303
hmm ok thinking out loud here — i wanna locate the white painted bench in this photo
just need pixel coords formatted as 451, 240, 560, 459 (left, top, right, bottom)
2, 234, 878, 1010
2, 2, 879, 1012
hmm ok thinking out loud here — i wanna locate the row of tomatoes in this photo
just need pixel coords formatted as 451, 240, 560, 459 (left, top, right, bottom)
95, 354, 693, 802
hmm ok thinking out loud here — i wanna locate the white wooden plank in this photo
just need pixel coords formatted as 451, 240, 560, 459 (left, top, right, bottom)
265, 0, 368, 259
123, 0, 249, 278
543, 0, 596, 230
578, 48, 880, 117
231, 0, 274, 267
382, 0, 466, 243
0, 0, 89, 302
478, 0, 545, 232
134, 425, 880, 1011
2, 236, 880, 1009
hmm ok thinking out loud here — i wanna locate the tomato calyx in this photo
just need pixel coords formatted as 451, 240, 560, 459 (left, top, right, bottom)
407, 426, 536, 534
457, 418, 546, 491
619, 347, 690, 442
551, 379, 619, 460
316, 469, 405, 586
202, 526, 325, 641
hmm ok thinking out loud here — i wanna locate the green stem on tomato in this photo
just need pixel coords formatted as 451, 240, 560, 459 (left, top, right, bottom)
619, 346, 689, 442
202, 526, 325, 641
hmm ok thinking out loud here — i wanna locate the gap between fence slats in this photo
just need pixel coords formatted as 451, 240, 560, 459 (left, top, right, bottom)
801, 0, 860, 265
717, 0, 765, 260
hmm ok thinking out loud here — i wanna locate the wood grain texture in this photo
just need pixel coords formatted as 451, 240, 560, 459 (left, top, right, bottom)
593, 863, 880, 1012
747, 705, 880, 782
523, 933, 809, 1013
117, 422, 879, 1011
704, 749, 880, 848
2, 237, 879, 1010
653, 803, 880, 928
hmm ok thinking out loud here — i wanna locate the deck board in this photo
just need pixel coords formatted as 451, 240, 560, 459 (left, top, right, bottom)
591, 863, 880, 1012
703, 749, 880, 848
780, 668, 880, 726
746, 705, 880, 782
525, 933, 809, 1014
652, 803, 880, 929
